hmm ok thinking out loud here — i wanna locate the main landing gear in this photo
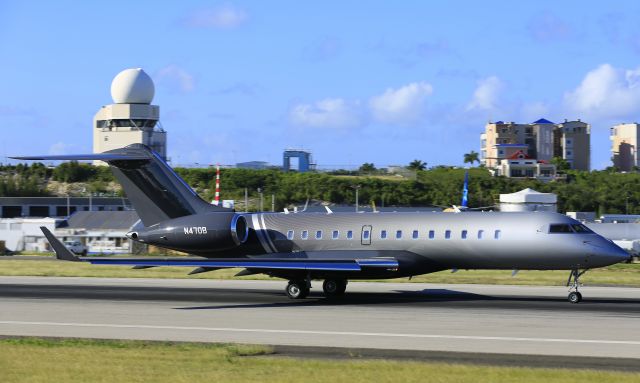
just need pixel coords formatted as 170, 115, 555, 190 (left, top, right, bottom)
566, 268, 587, 303
285, 278, 348, 299
285, 279, 310, 299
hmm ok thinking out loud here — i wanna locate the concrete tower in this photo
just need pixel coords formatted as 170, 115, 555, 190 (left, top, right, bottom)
92, 68, 167, 165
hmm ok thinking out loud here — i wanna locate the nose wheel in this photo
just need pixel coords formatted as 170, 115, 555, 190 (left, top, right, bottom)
566, 269, 587, 303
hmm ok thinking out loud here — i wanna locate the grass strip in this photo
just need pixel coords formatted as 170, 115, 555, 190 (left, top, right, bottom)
0, 258, 639, 286
0, 337, 638, 383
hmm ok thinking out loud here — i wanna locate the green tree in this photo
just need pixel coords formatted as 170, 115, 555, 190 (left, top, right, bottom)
407, 159, 427, 171
358, 163, 376, 173
463, 151, 480, 166
551, 157, 570, 172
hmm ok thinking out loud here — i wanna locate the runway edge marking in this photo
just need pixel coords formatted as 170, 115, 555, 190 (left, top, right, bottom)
1, 321, 640, 346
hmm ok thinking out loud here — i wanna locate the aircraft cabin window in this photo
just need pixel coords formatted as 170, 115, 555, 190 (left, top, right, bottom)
301, 230, 309, 240
445, 230, 451, 239
332, 230, 339, 239
571, 224, 593, 233
347, 230, 353, 239
494, 230, 501, 239
315, 230, 322, 240
428, 230, 435, 239
363, 230, 370, 240
412, 230, 419, 239
287, 230, 294, 240
549, 224, 573, 233
396, 230, 402, 239
380, 230, 387, 239
461, 230, 467, 239
478, 230, 484, 239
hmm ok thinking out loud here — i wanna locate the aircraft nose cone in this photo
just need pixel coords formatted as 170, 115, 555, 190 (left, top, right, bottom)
594, 241, 631, 263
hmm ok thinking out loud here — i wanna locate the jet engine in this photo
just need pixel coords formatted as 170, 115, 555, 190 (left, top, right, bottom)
127, 212, 248, 253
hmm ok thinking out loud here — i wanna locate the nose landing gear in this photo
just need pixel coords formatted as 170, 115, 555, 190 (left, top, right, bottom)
567, 268, 587, 303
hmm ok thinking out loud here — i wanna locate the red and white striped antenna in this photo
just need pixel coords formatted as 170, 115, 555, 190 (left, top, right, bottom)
212, 163, 220, 206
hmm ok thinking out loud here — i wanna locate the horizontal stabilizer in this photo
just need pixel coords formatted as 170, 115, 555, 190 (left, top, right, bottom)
11, 153, 149, 161
40, 227, 80, 262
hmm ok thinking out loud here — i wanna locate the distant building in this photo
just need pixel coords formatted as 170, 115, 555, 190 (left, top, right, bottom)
611, 123, 640, 171
496, 150, 556, 180
480, 118, 590, 171
236, 161, 270, 170
0, 197, 132, 219
283, 149, 316, 172
554, 119, 590, 171
93, 68, 167, 165
0, 217, 59, 252
56, 211, 141, 254
499, 188, 557, 212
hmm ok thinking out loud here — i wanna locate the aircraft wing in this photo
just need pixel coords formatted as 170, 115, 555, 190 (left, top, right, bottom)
40, 227, 398, 272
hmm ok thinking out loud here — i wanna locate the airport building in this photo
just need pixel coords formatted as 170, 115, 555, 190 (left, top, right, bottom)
0, 197, 132, 218
611, 122, 640, 171
480, 118, 590, 171
93, 68, 167, 165
283, 149, 316, 172
499, 188, 557, 212
0, 197, 136, 254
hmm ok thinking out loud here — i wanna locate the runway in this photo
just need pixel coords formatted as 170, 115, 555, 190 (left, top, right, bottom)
1, 276, 639, 361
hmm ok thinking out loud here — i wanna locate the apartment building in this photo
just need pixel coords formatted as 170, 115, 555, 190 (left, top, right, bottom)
480, 118, 590, 171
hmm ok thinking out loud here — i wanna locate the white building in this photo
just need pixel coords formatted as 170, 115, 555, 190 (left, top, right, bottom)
495, 150, 556, 180
56, 211, 142, 254
499, 188, 557, 212
93, 68, 167, 165
0, 217, 59, 252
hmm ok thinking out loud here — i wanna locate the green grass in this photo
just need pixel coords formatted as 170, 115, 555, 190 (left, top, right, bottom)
0, 338, 638, 383
1, 258, 639, 286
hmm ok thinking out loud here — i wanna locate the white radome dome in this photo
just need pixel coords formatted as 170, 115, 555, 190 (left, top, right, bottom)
110, 68, 155, 104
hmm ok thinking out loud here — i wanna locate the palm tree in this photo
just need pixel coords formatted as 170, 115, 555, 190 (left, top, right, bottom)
463, 151, 480, 166
407, 159, 427, 171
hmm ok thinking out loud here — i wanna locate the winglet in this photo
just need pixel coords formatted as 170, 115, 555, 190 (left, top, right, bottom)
40, 227, 80, 262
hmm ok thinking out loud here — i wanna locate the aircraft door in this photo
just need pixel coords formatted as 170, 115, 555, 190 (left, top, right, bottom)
361, 225, 372, 245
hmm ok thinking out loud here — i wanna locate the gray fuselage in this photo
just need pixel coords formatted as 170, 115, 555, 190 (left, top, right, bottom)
239, 211, 628, 272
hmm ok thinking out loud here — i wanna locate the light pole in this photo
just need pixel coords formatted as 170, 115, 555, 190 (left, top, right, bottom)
351, 185, 361, 213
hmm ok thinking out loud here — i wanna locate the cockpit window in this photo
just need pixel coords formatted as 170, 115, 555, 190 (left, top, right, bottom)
571, 224, 593, 233
549, 224, 574, 233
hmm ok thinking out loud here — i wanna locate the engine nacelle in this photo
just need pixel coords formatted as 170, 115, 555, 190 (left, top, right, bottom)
127, 212, 248, 253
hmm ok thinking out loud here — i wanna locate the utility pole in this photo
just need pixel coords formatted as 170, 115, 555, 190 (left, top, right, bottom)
257, 188, 264, 212
271, 194, 275, 212
244, 188, 248, 212
351, 185, 361, 213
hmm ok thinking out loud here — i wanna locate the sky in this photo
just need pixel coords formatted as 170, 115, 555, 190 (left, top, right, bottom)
2, 1, 640, 169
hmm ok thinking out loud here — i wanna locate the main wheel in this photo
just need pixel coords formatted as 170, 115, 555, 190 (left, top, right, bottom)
285, 280, 309, 299
568, 291, 582, 304
323, 279, 347, 297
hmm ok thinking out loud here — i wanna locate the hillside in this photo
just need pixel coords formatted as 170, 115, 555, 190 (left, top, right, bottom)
2, 162, 640, 214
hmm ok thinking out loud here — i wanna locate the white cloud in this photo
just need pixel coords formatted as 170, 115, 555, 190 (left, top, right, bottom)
564, 64, 640, 120
289, 98, 365, 130
156, 65, 195, 93
184, 4, 247, 29
369, 82, 433, 124
466, 76, 504, 111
